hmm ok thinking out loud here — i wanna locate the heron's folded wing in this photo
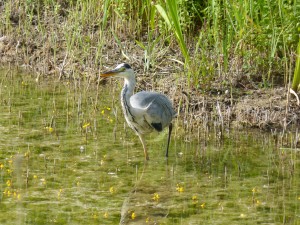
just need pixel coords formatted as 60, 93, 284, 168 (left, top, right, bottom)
130, 91, 175, 129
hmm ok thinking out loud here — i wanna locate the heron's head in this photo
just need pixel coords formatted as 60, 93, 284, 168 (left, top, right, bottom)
100, 63, 135, 79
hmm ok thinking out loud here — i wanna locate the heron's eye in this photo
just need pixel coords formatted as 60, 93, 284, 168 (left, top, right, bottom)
119, 67, 126, 72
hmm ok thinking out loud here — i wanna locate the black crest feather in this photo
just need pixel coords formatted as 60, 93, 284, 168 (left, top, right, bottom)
123, 63, 131, 69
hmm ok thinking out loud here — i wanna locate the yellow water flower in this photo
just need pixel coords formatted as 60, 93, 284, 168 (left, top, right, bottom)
219, 202, 224, 211
176, 184, 184, 193
200, 203, 205, 208
6, 180, 11, 187
82, 122, 90, 129
33, 175, 38, 179
0, 163, 3, 169
106, 107, 111, 111
240, 213, 246, 218
152, 193, 160, 201
109, 186, 115, 194
40, 178, 46, 185
192, 195, 198, 204
101, 110, 105, 115
106, 116, 114, 123
103, 212, 108, 218
58, 189, 63, 198
3, 189, 11, 197
45, 126, 54, 133
131, 212, 136, 220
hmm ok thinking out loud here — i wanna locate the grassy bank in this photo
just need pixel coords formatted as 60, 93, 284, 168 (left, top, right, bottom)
0, 0, 299, 130
1, 0, 299, 83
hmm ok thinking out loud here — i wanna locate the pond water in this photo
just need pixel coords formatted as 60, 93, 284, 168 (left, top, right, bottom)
0, 68, 299, 225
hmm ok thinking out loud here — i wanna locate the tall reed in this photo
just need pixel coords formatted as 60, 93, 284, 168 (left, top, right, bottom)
156, 0, 190, 65
292, 39, 300, 92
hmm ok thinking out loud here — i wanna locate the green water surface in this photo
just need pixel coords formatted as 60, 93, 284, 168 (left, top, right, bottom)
0, 69, 299, 225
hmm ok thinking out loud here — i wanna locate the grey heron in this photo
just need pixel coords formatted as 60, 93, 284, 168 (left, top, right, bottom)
100, 63, 176, 160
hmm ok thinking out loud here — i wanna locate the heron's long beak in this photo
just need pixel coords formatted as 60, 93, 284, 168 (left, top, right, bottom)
100, 67, 125, 77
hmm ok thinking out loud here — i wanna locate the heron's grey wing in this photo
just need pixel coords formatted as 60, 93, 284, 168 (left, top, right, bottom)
130, 91, 176, 131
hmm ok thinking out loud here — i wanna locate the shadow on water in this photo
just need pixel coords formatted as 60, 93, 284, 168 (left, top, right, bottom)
0, 68, 299, 225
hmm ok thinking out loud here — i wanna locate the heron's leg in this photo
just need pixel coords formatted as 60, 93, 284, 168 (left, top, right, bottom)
166, 123, 173, 157
138, 134, 149, 160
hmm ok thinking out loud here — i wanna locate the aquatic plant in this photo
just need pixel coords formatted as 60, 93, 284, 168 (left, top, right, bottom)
0, 67, 300, 224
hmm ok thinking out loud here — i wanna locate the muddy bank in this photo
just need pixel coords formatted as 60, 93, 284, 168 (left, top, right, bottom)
0, 31, 299, 134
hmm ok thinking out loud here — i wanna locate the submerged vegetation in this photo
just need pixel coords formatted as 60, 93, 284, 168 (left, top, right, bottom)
0, 70, 299, 224
0, 2, 300, 223
0, 0, 299, 129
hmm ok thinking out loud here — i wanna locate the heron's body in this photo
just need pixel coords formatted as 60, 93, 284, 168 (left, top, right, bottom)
101, 63, 176, 160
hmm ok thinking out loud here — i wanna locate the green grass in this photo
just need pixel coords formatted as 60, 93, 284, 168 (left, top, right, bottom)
0, 0, 299, 89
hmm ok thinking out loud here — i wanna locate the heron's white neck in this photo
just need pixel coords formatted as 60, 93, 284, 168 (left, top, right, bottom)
123, 77, 136, 97
121, 77, 136, 119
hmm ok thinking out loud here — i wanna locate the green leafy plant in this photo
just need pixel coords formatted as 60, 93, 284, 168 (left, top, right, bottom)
155, 0, 190, 65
